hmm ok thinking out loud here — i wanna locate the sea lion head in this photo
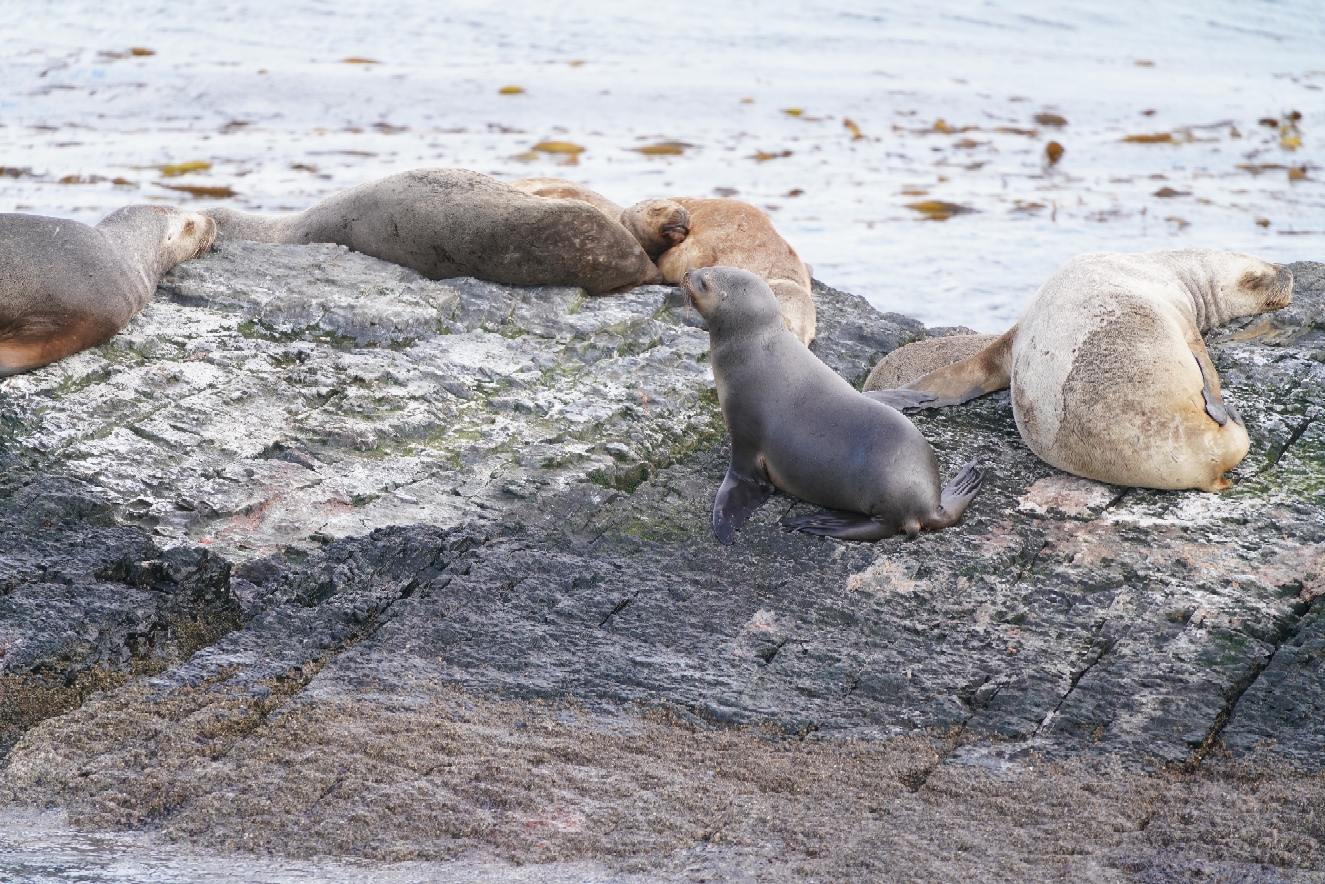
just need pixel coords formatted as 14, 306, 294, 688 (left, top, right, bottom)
681, 266, 782, 334
1185, 249, 1293, 320
620, 199, 690, 259
163, 209, 219, 262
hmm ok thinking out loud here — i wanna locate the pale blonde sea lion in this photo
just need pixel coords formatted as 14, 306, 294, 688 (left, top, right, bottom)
657, 198, 816, 345
0, 207, 216, 375
863, 333, 999, 392
870, 250, 1294, 491
511, 177, 690, 261
206, 169, 661, 295
683, 266, 984, 543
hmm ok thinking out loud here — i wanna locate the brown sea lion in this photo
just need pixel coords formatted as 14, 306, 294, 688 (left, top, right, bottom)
683, 266, 985, 543
511, 177, 690, 261
863, 333, 999, 392
658, 198, 816, 345
0, 207, 216, 375
206, 168, 661, 295
869, 250, 1294, 491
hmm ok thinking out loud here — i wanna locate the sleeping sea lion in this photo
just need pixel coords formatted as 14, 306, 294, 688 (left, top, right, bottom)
511, 177, 690, 260
659, 198, 816, 345
0, 207, 216, 375
206, 168, 661, 295
683, 266, 985, 543
869, 250, 1294, 491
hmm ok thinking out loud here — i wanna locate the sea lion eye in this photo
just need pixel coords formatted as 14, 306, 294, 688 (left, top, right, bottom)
1240, 270, 1272, 290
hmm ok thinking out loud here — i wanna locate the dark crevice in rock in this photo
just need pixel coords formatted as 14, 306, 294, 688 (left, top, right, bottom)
1184, 604, 1311, 772
1035, 632, 1119, 737
1264, 416, 1314, 471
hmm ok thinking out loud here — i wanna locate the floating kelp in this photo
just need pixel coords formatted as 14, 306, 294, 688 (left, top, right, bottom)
906, 200, 978, 220
159, 161, 212, 177
532, 141, 585, 155
161, 184, 237, 198
499, 85, 525, 95
634, 142, 690, 156
1034, 113, 1067, 127
342, 57, 379, 64
1122, 132, 1178, 144
844, 118, 864, 140
1154, 187, 1190, 197
1045, 141, 1065, 165
753, 149, 792, 161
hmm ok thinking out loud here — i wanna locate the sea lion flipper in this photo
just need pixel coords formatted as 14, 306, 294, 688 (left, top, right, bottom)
780, 510, 894, 541
879, 328, 1015, 409
1194, 351, 1230, 426
712, 467, 772, 545
929, 460, 986, 528
863, 389, 941, 411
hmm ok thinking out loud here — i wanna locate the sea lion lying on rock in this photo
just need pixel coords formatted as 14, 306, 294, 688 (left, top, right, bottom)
511, 177, 691, 261
659, 198, 816, 346
206, 169, 662, 295
869, 250, 1294, 491
683, 266, 985, 543
0, 207, 216, 375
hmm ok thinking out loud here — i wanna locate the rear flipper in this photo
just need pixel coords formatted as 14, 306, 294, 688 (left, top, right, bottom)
925, 460, 986, 529
713, 467, 773, 545
781, 510, 898, 541
863, 389, 941, 411
1194, 351, 1237, 426
880, 327, 1016, 409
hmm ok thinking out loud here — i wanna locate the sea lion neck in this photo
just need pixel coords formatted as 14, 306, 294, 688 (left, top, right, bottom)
95, 207, 173, 298
1171, 259, 1226, 331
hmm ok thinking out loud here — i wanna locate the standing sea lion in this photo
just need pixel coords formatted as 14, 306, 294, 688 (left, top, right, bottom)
870, 250, 1294, 491
683, 266, 985, 543
659, 198, 816, 345
206, 168, 662, 295
0, 207, 216, 375
511, 177, 691, 261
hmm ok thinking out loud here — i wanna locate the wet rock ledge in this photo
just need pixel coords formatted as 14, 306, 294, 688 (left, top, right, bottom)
1, 245, 1323, 880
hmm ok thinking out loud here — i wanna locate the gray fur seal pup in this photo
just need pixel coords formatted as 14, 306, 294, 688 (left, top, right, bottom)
659, 198, 816, 346
0, 207, 216, 375
206, 169, 662, 295
682, 266, 985, 543
872, 250, 1293, 491
511, 177, 690, 260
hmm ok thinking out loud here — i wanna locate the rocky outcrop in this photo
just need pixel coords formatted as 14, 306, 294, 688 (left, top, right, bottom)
1, 246, 1322, 880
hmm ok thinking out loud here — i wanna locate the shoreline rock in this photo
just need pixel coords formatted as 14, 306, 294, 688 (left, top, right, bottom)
1, 247, 1323, 879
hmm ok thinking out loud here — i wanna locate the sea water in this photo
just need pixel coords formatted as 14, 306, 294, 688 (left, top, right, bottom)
1, 0, 1321, 331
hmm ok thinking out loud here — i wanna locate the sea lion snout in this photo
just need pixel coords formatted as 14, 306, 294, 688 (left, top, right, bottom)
1269, 264, 1294, 309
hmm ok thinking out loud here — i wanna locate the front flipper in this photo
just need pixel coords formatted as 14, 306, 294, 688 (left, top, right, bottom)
781, 510, 896, 541
863, 389, 941, 411
713, 468, 773, 545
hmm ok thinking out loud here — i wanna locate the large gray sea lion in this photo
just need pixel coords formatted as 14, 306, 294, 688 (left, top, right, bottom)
0, 207, 216, 375
659, 198, 816, 345
683, 266, 985, 543
511, 177, 690, 260
206, 169, 662, 295
870, 250, 1294, 491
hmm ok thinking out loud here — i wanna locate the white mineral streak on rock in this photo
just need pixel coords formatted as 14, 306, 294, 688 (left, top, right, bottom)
3, 242, 718, 561
1016, 475, 1116, 517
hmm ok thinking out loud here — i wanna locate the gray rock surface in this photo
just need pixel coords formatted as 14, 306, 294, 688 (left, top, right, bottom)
1, 245, 1322, 881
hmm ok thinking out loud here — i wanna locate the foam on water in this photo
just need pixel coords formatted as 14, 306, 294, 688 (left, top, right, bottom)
2, 0, 1322, 330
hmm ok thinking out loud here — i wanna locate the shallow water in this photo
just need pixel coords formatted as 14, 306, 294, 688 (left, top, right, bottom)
1, 0, 1322, 330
